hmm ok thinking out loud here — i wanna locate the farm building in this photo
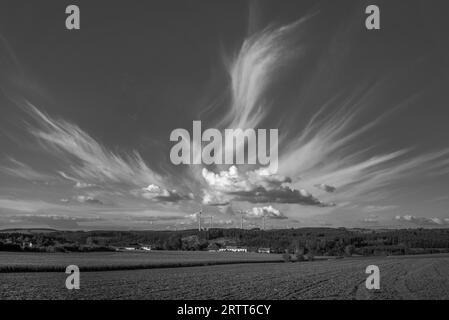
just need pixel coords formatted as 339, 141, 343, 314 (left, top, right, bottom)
116, 247, 137, 251
21, 242, 33, 249
116, 245, 151, 252
258, 247, 271, 254
219, 246, 247, 253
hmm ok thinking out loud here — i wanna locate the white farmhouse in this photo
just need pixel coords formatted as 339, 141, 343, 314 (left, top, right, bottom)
219, 246, 248, 253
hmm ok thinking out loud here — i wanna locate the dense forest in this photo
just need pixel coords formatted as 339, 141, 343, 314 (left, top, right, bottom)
1, 228, 449, 256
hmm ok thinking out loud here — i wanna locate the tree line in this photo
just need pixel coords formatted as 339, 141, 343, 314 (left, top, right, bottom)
1, 227, 449, 256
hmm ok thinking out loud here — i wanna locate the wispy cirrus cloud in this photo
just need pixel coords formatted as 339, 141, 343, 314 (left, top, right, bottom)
1, 98, 189, 211
296, 148, 449, 204
58, 171, 96, 189
0, 197, 107, 214
314, 183, 336, 193
23, 101, 164, 189
362, 205, 398, 213
201, 13, 449, 211
222, 15, 313, 130
0, 213, 103, 230
8, 100, 190, 205
0, 198, 61, 213
395, 215, 449, 226
0, 157, 56, 182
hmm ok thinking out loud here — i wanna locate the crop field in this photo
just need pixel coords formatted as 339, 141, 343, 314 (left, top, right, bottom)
1, 253, 449, 299
0, 251, 283, 272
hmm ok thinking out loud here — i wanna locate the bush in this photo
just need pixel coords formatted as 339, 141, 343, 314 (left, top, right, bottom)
344, 245, 355, 256
295, 252, 305, 262
295, 247, 305, 262
282, 253, 291, 262
0, 243, 22, 252
305, 252, 315, 261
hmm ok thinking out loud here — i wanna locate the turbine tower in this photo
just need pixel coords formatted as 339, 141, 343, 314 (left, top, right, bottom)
198, 208, 202, 231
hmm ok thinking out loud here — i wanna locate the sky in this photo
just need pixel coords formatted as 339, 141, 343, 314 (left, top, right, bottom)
0, 0, 449, 230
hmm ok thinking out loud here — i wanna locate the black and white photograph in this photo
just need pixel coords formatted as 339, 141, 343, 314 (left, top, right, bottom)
1, 0, 449, 305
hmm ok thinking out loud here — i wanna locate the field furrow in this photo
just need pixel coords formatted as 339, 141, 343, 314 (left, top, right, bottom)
1, 253, 449, 300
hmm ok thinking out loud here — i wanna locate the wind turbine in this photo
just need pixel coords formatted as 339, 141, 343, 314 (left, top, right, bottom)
197, 207, 203, 231
236, 210, 244, 229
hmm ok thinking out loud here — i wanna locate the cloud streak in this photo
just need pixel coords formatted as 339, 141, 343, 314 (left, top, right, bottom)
0, 158, 56, 182
23, 101, 164, 189
207, 14, 449, 211
395, 215, 449, 226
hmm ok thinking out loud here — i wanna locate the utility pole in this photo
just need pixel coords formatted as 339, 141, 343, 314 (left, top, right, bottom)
262, 215, 266, 231
209, 216, 213, 230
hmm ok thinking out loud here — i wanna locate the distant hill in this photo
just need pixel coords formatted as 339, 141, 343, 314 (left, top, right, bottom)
0, 228, 58, 234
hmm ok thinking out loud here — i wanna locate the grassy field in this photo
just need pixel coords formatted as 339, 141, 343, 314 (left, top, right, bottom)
0, 251, 283, 272
1, 253, 449, 299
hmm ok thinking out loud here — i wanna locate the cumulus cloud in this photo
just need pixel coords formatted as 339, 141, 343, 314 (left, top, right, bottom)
202, 165, 290, 194
362, 215, 379, 224
185, 212, 200, 221
202, 166, 332, 207
75, 195, 103, 205
134, 184, 190, 203
217, 219, 234, 226
245, 206, 286, 220
202, 190, 231, 206
217, 205, 235, 216
229, 186, 333, 206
